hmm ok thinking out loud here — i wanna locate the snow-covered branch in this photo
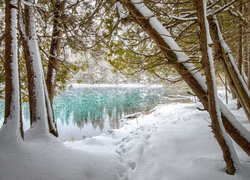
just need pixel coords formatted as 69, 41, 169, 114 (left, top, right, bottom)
209, 0, 236, 16
169, 15, 197, 21
116, 2, 129, 19
21, 0, 41, 8
227, 8, 248, 26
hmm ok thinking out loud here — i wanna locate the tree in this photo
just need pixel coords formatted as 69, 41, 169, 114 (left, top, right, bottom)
208, 16, 250, 122
119, 0, 250, 157
196, 0, 238, 174
0, 0, 22, 141
19, 0, 52, 137
46, 0, 66, 102
248, 0, 250, 90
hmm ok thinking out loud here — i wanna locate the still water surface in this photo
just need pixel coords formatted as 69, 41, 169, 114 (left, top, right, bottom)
0, 85, 193, 141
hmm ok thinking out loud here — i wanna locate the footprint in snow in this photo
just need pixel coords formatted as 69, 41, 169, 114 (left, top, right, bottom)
127, 161, 136, 170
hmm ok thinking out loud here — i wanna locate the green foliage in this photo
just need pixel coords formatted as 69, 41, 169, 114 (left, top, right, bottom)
0, 0, 248, 99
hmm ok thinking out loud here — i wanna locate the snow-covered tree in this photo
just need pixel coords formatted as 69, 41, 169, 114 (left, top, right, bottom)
196, 0, 238, 174
1, 0, 22, 141
118, 0, 250, 162
19, 0, 57, 137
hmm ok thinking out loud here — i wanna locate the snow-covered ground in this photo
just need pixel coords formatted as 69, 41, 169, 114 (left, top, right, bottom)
0, 91, 249, 180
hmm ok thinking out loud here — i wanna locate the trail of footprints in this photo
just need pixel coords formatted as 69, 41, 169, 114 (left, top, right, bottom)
115, 123, 159, 175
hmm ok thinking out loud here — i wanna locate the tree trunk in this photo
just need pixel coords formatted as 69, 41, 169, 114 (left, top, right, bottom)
120, 0, 250, 156
225, 75, 228, 104
196, 0, 237, 174
18, 29, 24, 139
248, 0, 250, 90
46, 0, 66, 101
45, 0, 66, 137
1, 0, 21, 141
237, 0, 243, 75
208, 17, 250, 121
227, 74, 237, 99
43, 77, 58, 137
237, 0, 243, 109
19, 0, 49, 136
17, 0, 24, 139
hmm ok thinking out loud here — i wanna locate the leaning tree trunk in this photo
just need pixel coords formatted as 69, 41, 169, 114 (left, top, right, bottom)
196, 0, 238, 174
19, 0, 49, 137
208, 16, 250, 121
120, 0, 250, 156
43, 78, 58, 137
1, 0, 22, 141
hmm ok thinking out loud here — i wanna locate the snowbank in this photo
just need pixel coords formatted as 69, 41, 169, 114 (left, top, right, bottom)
0, 91, 249, 180
66, 100, 250, 180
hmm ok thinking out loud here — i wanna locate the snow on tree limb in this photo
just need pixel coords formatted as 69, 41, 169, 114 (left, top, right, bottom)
213, 18, 250, 99
201, 0, 239, 172
120, 0, 250, 156
209, 0, 236, 16
116, 2, 129, 19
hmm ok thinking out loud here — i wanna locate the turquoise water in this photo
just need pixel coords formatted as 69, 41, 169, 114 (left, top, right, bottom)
54, 87, 167, 126
0, 85, 192, 141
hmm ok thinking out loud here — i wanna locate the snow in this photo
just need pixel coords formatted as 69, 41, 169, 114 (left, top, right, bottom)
130, 0, 154, 19
203, 0, 239, 169
169, 15, 198, 21
128, 1, 207, 91
43, 76, 57, 131
116, 2, 128, 19
203, 0, 213, 45
213, 17, 250, 99
0, 0, 21, 141
50, 68, 56, 87
0, 91, 249, 180
127, 0, 248, 145
149, 17, 189, 62
25, 1, 49, 137
210, 0, 237, 16
218, 101, 250, 141
204, 17, 250, 143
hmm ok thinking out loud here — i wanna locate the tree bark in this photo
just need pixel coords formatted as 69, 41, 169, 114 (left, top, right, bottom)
227, 75, 237, 99
19, 0, 49, 136
208, 17, 250, 121
19, 0, 58, 137
46, 0, 66, 101
248, 0, 250, 90
120, 0, 250, 156
237, 0, 243, 109
2, 0, 21, 140
196, 0, 236, 174
17, 0, 24, 139
44, 0, 66, 137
